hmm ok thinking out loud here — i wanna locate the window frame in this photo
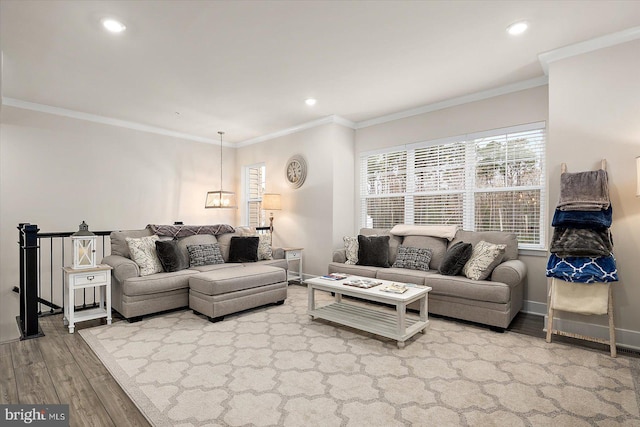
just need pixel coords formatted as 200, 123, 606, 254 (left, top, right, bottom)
243, 163, 266, 227
359, 122, 546, 249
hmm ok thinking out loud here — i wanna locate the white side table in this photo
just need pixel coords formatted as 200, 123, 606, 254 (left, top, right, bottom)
63, 264, 112, 333
283, 247, 303, 283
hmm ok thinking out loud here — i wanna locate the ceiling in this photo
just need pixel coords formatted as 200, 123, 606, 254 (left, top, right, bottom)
2, 1, 640, 144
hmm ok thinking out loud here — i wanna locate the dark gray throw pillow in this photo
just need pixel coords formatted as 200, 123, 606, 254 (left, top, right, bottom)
228, 236, 259, 263
439, 241, 473, 276
356, 235, 390, 268
187, 243, 225, 267
155, 239, 189, 272
392, 245, 432, 271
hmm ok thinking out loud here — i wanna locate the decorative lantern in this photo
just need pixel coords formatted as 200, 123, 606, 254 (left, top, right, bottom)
71, 221, 97, 269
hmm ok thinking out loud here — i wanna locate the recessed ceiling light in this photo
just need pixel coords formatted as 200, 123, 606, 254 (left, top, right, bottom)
101, 18, 126, 33
305, 98, 317, 106
506, 21, 528, 36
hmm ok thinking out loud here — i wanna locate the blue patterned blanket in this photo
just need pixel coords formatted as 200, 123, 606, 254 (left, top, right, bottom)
546, 253, 618, 283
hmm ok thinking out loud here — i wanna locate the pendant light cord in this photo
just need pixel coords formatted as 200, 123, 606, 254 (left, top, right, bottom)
218, 131, 224, 193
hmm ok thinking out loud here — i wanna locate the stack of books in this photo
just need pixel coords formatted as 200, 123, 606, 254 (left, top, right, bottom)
321, 273, 348, 281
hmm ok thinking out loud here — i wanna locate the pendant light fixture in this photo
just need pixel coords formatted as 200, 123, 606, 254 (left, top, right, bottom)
205, 131, 237, 209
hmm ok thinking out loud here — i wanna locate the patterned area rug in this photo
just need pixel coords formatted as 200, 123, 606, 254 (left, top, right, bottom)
80, 285, 640, 426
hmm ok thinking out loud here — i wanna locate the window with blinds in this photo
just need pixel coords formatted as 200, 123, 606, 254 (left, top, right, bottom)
245, 164, 266, 227
360, 122, 546, 248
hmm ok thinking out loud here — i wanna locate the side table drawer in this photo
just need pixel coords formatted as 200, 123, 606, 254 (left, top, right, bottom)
73, 271, 108, 286
286, 250, 301, 260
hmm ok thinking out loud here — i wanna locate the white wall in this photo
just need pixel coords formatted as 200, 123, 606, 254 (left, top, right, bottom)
0, 106, 236, 342
547, 39, 640, 343
355, 86, 550, 304
235, 123, 355, 278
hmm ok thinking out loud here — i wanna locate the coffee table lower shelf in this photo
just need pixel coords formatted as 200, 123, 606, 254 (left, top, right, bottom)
309, 301, 428, 347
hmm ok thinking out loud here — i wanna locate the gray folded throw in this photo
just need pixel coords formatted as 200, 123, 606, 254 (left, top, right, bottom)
147, 224, 235, 238
557, 169, 609, 211
550, 227, 613, 257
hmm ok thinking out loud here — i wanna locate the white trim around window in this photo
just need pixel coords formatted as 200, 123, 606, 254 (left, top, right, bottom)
359, 122, 546, 249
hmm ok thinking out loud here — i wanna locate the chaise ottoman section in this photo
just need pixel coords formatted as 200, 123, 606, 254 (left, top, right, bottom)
189, 265, 287, 322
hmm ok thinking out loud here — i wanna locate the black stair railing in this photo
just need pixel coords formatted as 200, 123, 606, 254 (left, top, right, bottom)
16, 223, 112, 340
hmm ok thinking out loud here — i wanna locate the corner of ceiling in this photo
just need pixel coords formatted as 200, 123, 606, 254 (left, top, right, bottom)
538, 26, 640, 75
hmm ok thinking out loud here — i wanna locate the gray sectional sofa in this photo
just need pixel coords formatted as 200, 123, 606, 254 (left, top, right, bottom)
328, 228, 526, 330
102, 226, 288, 322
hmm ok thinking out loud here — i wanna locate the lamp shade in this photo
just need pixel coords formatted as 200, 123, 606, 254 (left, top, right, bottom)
205, 191, 237, 208
262, 193, 282, 210
636, 156, 640, 197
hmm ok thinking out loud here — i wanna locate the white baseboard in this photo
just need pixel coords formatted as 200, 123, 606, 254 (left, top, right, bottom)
522, 300, 547, 316
522, 299, 640, 352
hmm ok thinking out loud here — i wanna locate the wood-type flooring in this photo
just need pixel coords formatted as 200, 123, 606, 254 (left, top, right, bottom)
1, 302, 635, 426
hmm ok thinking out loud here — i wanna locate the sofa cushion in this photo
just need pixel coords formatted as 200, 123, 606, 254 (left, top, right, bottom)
216, 231, 243, 262
392, 245, 432, 271
187, 243, 225, 266
439, 241, 473, 276
189, 265, 286, 295
155, 239, 189, 272
463, 240, 506, 281
110, 228, 153, 258
401, 235, 447, 271
450, 230, 518, 261
359, 228, 402, 265
229, 236, 259, 263
126, 235, 164, 276
426, 274, 511, 304
343, 236, 359, 264
328, 262, 378, 278
357, 235, 390, 268
122, 269, 197, 296
257, 234, 273, 260
375, 268, 432, 285
177, 234, 218, 264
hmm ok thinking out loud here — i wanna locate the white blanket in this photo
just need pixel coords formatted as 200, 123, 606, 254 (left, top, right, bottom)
550, 278, 609, 315
390, 224, 459, 241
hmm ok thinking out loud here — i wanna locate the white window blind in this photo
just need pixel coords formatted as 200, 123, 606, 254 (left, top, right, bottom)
245, 164, 266, 227
360, 122, 546, 248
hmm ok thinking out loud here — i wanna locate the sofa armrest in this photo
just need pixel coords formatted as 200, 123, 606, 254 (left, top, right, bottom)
272, 247, 284, 259
333, 249, 347, 263
490, 259, 527, 288
102, 255, 140, 282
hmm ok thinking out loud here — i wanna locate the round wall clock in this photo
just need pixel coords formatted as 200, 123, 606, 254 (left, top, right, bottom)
285, 155, 307, 188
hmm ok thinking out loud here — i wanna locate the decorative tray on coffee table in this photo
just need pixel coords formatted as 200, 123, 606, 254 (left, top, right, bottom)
343, 279, 382, 289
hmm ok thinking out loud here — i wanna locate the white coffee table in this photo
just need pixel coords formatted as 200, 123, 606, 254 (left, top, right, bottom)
305, 275, 431, 348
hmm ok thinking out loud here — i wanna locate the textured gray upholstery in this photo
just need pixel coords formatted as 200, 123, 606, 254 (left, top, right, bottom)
189, 266, 287, 320
110, 228, 153, 258
177, 234, 218, 262
190, 265, 286, 295
329, 228, 526, 329
400, 235, 448, 270
449, 230, 519, 261
103, 228, 288, 321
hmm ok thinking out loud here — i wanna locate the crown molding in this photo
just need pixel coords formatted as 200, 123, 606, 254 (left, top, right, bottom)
235, 115, 356, 147
355, 76, 548, 130
538, 26, 640, 75
1, 97, 232, 146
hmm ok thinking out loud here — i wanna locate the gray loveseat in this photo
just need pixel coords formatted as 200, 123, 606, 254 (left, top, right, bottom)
102, 226, 288, 322
328, 228, 526, 330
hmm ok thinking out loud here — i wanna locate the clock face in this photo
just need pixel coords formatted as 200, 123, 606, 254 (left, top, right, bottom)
285, 155, 307, 188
